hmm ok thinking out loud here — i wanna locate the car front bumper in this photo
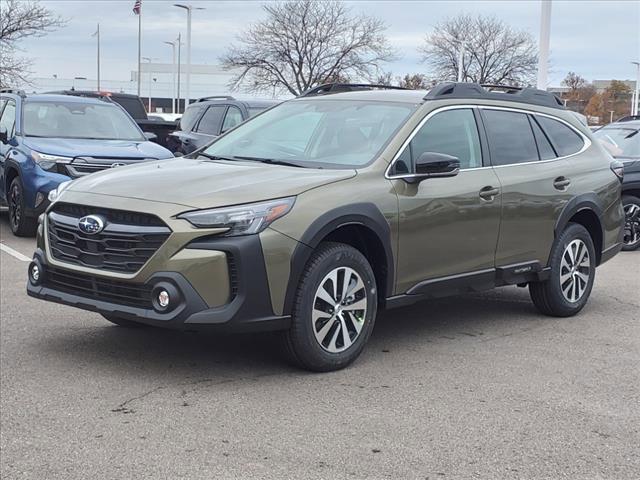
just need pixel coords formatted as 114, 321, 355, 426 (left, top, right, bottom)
26, 235, 291, 332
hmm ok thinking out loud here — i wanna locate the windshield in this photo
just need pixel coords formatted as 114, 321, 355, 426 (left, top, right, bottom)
23, 101, 144, 140
202, 99, 416, 168
594, 127, 640, 159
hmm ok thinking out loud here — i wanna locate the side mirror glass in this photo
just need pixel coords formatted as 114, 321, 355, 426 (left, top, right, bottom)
0, 126, 7, 144
143, 131, 158, 141
408, 152, 460, 183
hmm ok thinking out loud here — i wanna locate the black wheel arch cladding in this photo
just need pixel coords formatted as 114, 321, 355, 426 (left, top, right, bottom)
282, 203, 395, 316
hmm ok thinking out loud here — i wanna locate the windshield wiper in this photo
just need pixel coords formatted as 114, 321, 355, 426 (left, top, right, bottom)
232, 155, 306, 168
196, 152, 237, 161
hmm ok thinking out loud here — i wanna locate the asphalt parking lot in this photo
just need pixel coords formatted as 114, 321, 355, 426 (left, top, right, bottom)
0, 212, 638, 480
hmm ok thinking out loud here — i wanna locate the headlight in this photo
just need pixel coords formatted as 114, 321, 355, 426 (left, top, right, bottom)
177, 197, 295, 236
32, 151, 73, 171
47, 180, 73, 204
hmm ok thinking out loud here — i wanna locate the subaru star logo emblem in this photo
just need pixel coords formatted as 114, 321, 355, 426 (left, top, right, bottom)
78, 215, 105, 235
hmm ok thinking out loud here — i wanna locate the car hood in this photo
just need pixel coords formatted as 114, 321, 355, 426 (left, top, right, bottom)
23, 137, 173, 159
65, 158, 357, 209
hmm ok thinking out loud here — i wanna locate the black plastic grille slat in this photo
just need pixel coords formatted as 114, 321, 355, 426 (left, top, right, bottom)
48, 204, 171, 273
45, 267, 152, 308
227, 254, 239, 298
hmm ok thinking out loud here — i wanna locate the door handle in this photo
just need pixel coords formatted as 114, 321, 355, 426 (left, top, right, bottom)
553, 176, 571, 190
479, 186, 500, 201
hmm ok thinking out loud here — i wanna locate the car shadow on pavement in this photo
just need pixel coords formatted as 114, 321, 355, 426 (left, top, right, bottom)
36, 286, 547, 380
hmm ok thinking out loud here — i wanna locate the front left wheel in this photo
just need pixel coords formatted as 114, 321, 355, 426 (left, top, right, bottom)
8, 177, 37, 237
283, 242, 378, 372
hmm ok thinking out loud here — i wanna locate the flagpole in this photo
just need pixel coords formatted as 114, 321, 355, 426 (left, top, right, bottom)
96, 23, 101, 91
137, 9, 142, 97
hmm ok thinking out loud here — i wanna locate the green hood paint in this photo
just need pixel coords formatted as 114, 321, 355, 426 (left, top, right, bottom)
66, 158, 356, 209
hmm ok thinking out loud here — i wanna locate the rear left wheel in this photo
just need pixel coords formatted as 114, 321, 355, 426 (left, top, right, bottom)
622, 195, 640, 251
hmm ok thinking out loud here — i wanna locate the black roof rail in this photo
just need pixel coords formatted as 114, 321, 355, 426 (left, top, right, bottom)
424, 82, 565, 109
196, 95, 236, 102
299, 83, 408, 97
0, 88, 26, 97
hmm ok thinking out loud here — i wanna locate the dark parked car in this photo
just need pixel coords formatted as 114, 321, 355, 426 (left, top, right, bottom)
0, 89, 173, 236
48, 90, 178, 149
593, 119, 640, 250
167, 96, 279, 155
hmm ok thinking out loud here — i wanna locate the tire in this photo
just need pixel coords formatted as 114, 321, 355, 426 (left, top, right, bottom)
7, 177, 37, 237
622, 194, 640, 251
282, 242, 378, 372
529, 223, 596, 317
101, 314, 146, 328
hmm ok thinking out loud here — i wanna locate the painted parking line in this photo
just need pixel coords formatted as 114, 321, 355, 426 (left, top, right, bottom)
0, 243, 31, 262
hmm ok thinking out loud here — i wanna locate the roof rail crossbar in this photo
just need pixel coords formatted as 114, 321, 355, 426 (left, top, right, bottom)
196, 95, 236, 102
299, 83, 408, 97
0, 88, 26, 97
424, 82, 565, 109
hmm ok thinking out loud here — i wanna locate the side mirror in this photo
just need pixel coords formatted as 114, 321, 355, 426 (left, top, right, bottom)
143, 131, 158, 141
0, 126, 7, 144
407, 152, 460, 183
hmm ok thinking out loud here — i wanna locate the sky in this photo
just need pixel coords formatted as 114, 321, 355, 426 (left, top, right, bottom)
17, 0, 640, 87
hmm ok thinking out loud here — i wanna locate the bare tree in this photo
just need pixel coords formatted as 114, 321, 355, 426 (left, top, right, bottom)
562, 71, 586, 92
398, 73, 431, 90
419, 14, 538, 86
0, 0, 65, 87
222, 0, 397, 96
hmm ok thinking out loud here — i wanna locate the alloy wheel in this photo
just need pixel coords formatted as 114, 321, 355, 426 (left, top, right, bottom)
559, 239, 591, 303
312, 266, 368, 353
8, 182, 21, 231
623, 202, 640, 248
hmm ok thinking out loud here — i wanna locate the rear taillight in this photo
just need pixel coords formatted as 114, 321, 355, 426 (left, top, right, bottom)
610, 160, 624, 182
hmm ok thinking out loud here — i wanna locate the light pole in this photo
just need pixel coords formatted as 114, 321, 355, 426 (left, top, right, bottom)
632, 61, 639, 116
174, 4, 204, 107
164, 40, 177, 114
176, 33, 182, 113
142, 56, 154, 112
92, 23, 101, 91
537, 0, 552, 90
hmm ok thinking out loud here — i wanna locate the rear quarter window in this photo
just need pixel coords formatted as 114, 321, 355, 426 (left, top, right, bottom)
536, 116, 584, 157
179, 105, 206, 131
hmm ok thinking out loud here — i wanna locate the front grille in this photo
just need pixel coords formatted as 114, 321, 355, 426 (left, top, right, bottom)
47, 203, 171, 273
65, 158, 153, 178
45, 267, 152, 309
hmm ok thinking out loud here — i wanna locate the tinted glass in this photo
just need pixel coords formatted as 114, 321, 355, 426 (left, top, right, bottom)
23, 101, 143, 140
203, 100, 415, 168
196, 105, 226, 134
110, 96, 147, 120
408, 109, 482, 170
537, 116, 584, 157
0, 101, 16, 139
530, 116, 557, 160
179, 105, 205, 131
221, 106, 243, 132
594, 127, 640, 159
483, 110, 538, 166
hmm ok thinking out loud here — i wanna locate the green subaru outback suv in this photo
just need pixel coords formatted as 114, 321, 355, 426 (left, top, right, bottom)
27, 83, 625, 371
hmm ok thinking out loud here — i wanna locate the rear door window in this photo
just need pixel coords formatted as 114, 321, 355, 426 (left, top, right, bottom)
221, 106, 243, 133
179, 105, 206, 132
483, 110, 539, 166
536, 116, 584, 157
530, 116, 557, 160
195, 105, 226, 135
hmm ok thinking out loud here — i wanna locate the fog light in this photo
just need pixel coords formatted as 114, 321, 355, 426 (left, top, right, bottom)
31, 264, 40, 282
28, 261, 44, 286
158, 290, 170, 308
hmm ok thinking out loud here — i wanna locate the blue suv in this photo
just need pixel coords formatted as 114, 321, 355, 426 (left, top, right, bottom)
0, 90, 173, 236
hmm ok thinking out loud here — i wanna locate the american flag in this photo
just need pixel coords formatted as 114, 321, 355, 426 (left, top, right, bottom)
133, 0, 141, 15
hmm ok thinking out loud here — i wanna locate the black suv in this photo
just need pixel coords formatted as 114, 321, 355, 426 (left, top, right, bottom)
167, 96, 279, 155
593, 118, 640, 250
